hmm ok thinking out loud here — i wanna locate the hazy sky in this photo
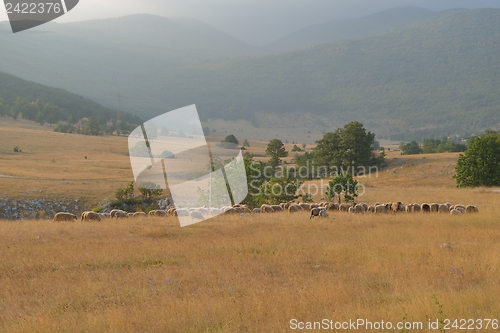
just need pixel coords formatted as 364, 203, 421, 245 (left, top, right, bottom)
2, 0, 500, 45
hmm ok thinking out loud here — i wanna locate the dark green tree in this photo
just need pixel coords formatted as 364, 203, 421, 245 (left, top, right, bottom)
84, 117, 102, 136
115, 182, 135, 200
138, 182, 164, 199
243, 139, 250, 147
454, 131, 500, 187
223, 134, 239, 145
400, 141, 422, 155
314, 121, 384, 171
266, 138, 288, 168
325, 172, 359, 205
253, 176, 298, 206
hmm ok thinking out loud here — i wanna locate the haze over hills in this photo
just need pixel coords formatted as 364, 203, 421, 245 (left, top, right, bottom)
1, 7, 499, 140
262, 6, 437, 54
0, 71, 141, 127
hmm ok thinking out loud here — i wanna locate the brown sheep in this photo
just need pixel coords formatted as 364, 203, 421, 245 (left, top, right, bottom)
438, 204, 449, 213
339, 203, 350, 212
465, 205, 479, 213
310, 207, 327, 219
81, 211, 101, 222
133, 212, 147, 218
53, 212, 77, 222
114, 211, 128, 219
375, 205, 388, 213
110, 209, 127, 218
430, 203, 439, 213
406, 204, 414, 213
271, 205, 283, 212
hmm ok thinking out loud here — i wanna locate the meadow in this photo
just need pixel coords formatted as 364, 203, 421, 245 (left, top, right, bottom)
1, 119, 500, 332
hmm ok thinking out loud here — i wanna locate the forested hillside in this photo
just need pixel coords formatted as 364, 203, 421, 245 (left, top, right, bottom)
262, 6, 436, 53
1, 9, 500, 140
0, 71, 141, 130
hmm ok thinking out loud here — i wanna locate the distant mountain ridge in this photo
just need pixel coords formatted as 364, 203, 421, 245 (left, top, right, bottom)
1, 8, 500, 140
262, 6, 437, 53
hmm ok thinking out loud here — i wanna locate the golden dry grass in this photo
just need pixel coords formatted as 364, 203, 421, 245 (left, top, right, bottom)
1, 207, 500, 332
2, 119, 500, 332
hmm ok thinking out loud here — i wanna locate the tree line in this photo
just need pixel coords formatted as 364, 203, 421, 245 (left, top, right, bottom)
399, 137, 467, 155
0, 96, 139, 136
224, 121, 386, 208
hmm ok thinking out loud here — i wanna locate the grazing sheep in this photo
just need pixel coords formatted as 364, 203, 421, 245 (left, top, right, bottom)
252, 208, 261, 214
99, 213, 111, 219
430, 203, 439, 213
406, 204, 414, 213
189, 211, 205, 221
298, 203, 309, 210
412, 204, 421, 213
326, 203, 339, 211
176, 210, 189, 217
310, 203, 319, 209
348, 207, 354, 213
198, 208, 210, 216
421, 204, 431, 212
114, 211, 128, 219
375, 205, 388, 213
319, 209, 328, 217
110, 209, 127, 218
353, 204, 364, 213
261, 205, 275, 213
233, 207, 244, 213
53, 212, 77, 222
127, 212, 134, 218
80, 211, 91, 221
450, 209, 462, 215
339, 203, 350, 212
456, 206, 466, 213
391, 202, 402, 212
310, 207, 326, 219
82, 211, 101, 222
454, 204, 466, 210
288, 205, 300, 213
132, 212, 146, 218
367, 205, 375, 213
465, 205, 479, 213
438, 204, 449, 213
271, 205, 283, 212
225, 208, 239, 215
209, 208, 222, 216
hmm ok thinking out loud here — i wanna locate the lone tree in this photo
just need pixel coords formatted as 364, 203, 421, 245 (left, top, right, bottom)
222, 134, 239, 145
454, 131, 500, 187
325, 172, 359, 205
266, 138, 288, 168
314, 121, 384, 171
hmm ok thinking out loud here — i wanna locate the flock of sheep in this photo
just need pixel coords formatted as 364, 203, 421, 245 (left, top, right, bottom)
52, 201, 478, 222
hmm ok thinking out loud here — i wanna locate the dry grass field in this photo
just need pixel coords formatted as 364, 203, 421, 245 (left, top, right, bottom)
1, 119, 500, 332
1, 208, 500, 332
